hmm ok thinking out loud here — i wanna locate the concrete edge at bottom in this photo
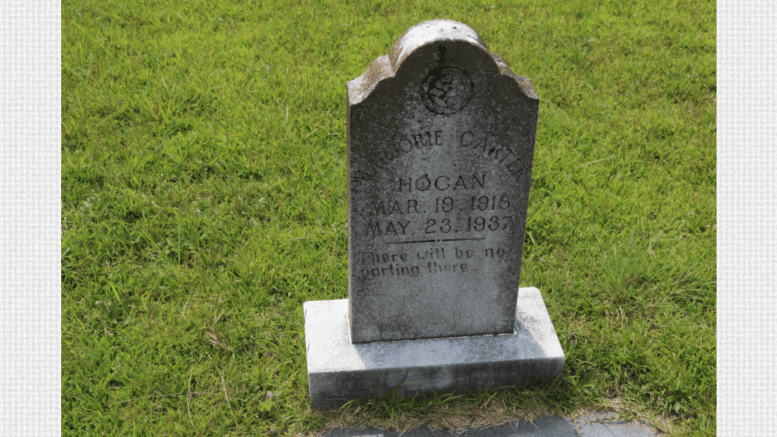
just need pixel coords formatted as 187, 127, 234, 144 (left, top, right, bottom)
320, 413, 667, 437
303, 287, 564, 410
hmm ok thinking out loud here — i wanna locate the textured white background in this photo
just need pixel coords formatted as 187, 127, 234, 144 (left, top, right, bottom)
0, 0, 773, 435
717, 1, 777, 435
1, 0, 61, 435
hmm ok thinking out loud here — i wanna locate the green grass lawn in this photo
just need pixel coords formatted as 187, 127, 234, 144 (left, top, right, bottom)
62, 0, 716, 435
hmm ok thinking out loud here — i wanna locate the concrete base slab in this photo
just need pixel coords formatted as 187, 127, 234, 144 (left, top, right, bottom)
304, 287, 564, 410
571, 412, 667, 437
320, 413, 667, 436
322, 416, 576, 436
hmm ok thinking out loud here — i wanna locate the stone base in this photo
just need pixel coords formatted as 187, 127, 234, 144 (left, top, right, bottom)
303, 287, 565, 410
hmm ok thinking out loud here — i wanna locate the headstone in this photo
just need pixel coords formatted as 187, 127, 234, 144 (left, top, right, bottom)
303, 19, 564, 410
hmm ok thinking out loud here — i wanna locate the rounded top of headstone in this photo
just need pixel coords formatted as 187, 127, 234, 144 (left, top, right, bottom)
389, 19, 489, 71
348, 19, 538, 106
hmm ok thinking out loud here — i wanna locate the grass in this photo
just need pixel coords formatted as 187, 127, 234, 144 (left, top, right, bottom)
62, 0, 716, 435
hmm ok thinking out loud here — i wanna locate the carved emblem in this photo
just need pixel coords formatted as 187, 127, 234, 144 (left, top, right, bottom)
420, 67, 473, 115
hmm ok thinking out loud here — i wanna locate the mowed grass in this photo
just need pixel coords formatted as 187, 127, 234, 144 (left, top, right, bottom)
62, 0, 716, 435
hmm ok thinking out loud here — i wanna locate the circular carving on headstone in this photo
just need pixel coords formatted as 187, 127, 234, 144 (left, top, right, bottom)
420, 67, 473, 115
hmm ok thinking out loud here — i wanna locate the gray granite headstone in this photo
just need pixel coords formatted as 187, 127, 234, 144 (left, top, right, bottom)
347, 19, 539, 343
303, 19, 563, 410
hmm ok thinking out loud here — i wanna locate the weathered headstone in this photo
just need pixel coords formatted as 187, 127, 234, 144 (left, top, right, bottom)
304, 19, 564, 410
